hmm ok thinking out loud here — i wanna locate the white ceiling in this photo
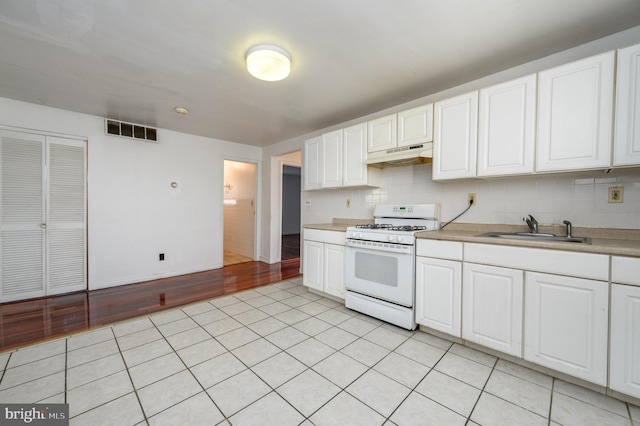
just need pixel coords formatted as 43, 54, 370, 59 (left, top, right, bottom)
1, 0, 640, 147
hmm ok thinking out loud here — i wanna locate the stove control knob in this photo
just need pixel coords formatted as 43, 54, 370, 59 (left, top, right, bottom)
396, 236, 404, 243
358, 232, 364, 239
388, 235, 396, 242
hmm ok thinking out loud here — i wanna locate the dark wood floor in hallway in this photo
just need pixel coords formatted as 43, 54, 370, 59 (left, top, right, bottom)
0, 259, 300, 352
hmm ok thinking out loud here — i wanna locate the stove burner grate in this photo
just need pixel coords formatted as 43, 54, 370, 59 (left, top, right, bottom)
389, 225, 428, 232
355, 224, 393, 229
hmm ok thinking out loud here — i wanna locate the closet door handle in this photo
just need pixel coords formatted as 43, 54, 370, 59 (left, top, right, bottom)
40, 223, 46, 229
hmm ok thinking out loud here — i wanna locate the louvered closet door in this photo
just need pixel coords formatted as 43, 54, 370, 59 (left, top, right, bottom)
0, 131, 86, 302
46, 137, 86, 296
1, 131, 47, 302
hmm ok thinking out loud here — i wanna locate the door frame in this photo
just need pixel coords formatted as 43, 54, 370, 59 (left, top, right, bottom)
220, 156, 261, 264
268, 151, 301, 265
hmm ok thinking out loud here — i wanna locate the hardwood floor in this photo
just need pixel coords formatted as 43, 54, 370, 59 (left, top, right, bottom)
282, 233, 300, 261
0, 260, 300, 352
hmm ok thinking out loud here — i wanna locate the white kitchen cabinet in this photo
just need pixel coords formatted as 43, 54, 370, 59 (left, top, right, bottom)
343, 123, 379, 187
610, 284, 640, 399
323, 243, 345, 298
303, 136, 322, 191
302, 239, 323, 291
524, 271, 608, 385
415, 256, 462, 337
367, 114, 397, 153
304, 124, 378, 191
614, 43, 640, 167
477, 74, 536, 177
398, 104, 433, 147
433, 91, 478, 180
302, 229, 345, 299
462, 263, 523, 357
536, 51, 614, 172
321, 130, 343, 188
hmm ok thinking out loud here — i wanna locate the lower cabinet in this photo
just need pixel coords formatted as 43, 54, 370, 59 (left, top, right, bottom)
462, 263, 523, 357
302, 240, 324, 292
302, 229, 345, 299
416, 239, 621, 392
610, 283, 640, 399
415, 256, 462, 337
524, 271, 609, 386
323, 243, 345, 299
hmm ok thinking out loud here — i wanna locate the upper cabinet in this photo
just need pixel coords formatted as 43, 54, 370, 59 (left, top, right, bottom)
304, 123, 379, 191
614, 43, 640, 167
397, 104, 433, 148
367, 104, 434, 154
536, 51, 615, 172
477, 74, 537, 177
321, 130, 343, 188
367, 114, 397, 153
433, 91, 478, 180
303, 136, 322, 190
343, 123, 370, 187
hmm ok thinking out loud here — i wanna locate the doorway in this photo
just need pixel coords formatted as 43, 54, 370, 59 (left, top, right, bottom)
281, 165, 301, 261
223, 160, 257, 266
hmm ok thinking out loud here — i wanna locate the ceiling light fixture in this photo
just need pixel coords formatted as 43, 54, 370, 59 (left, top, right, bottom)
246, 45, 291, 82
174, 106, 189, 115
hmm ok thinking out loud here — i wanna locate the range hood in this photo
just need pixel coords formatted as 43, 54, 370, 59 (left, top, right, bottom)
366, 142, 433, 168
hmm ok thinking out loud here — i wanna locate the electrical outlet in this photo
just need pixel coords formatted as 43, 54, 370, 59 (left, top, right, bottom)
346, 198, 351, 208
608, 187, 624, 203
159, 253, 165, 261
468, 193, 477, 205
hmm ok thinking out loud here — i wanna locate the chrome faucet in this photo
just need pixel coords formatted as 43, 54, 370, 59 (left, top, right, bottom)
524, 215, 538, 233
563, 220, 572, 238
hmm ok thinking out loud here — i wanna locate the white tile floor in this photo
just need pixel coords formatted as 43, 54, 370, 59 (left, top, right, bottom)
1, 277, 639, 426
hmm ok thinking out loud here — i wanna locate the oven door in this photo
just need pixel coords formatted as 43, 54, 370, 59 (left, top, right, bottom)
345, 240, 415, 307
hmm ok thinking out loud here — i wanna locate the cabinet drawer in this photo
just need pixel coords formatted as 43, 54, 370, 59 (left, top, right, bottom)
304, 229, 345, 245
612, 256, 640, 286
416, 239, 463, 260
464, 243, 608, 281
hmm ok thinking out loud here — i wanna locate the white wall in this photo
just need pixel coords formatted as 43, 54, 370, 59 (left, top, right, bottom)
0, 98, 261, 290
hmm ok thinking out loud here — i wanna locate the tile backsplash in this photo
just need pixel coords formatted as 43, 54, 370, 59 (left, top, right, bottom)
302, 164, 640, 229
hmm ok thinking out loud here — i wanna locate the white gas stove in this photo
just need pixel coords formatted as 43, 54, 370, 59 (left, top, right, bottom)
345, 203, 440, 330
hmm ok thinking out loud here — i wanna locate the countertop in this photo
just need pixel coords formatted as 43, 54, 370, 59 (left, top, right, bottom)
303, 221, 640, 257
304, 218, 372, 233
416, 224, 640, 257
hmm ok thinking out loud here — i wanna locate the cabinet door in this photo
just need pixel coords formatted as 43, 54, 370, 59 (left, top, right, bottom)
343, 123, 368, 187
321, 130, 342, 188
323, 243, 345, 299
536, 51, 614, 172
398, 104, 433, 148
367, 114, 397, 153
433, 91, 478, 180
614, 43, 640, 166
524, 272, 608, 385
415, 257, 462, 337
610, 284, 640, 399
478, 74, 536, 177
302, 240, 323, 291
303, 136, 322, 190
462, 263, 523, 356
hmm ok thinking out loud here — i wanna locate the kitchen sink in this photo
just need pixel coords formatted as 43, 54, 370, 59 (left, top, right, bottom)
476, 232, 591, 244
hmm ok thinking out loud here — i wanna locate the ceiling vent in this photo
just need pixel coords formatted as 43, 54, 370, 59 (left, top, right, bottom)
105, 119, 157, 142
